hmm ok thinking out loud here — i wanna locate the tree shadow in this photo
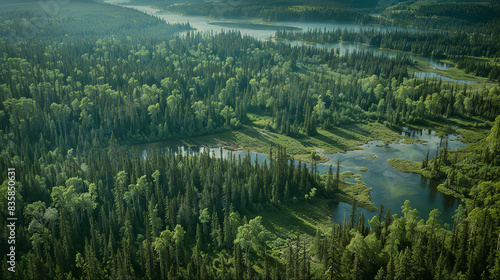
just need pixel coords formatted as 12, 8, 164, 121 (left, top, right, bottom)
239, 128, 275, 147
245, 203, 320, 238
328, 126, 361, 141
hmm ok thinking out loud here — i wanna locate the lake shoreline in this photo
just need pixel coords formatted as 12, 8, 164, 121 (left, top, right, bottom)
132, 121, 471, 224
125, 122, 413, 162
387, 158, 467, 199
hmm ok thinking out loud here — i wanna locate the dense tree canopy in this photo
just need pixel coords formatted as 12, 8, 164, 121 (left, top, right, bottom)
1, 0, 500, 279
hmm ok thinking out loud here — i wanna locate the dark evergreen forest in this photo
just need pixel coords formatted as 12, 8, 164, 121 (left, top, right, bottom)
1, 0, 500, 279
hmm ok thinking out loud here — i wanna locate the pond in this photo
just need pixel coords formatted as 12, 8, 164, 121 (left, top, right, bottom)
136, 128, 467, 226
414, 72, 477, 85
120, 5, 420, 39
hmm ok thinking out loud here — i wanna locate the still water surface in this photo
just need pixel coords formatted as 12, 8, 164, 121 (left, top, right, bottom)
122, 5, 458, 71
414, 72, 477, 84
136, 129, 467, 226
114, 3, 491, 85
122, 4, 483, 83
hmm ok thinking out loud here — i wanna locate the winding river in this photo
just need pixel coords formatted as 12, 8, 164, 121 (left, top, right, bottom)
116, 4, 462, 72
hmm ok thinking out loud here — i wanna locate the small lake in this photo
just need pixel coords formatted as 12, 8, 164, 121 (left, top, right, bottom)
118, 4, 455, 71
324, 129, 466, 226
414, 72, 477, 84
136, 129, 467, 226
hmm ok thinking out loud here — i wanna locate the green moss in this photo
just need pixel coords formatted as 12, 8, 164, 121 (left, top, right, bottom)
336, 171, 376, 212
363, 154, 378, 159
437, 183, 465, 199
387, 158, 423, 174
222, 199, 334, 273
245, 200, 333, 241
177, 120, 416, 156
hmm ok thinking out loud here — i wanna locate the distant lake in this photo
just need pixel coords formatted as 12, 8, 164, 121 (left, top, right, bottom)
120, 5, 455, 71
135, 128, 467, 227
121, 5, 419, 39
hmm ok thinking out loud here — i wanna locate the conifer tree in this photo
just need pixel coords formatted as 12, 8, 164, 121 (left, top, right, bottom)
422, 149, 430, 168
335, 159, 341, 192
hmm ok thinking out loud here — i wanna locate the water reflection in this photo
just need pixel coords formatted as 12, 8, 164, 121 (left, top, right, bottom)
118, 4, 455, 71
344, 177, 357, 184
286, 41, 454, 70
136, 128, 466, 225
414, 72, 477, 84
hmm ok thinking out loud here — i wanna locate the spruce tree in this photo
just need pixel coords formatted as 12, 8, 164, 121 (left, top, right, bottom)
422, 149, 429, 168
335, 159, 341, 192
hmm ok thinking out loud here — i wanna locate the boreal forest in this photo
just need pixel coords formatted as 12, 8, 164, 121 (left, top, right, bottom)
1, 0, 500, 279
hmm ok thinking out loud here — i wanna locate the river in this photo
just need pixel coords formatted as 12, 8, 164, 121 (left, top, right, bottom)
136, 129, 466, 226
117, 4, 459, 72
116, 4, 486, 83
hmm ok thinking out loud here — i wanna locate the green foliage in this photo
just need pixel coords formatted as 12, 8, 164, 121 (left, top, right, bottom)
234, 216, 267, 264
276, 28, 500, 82
1, 0, 499, 279
163, 0, 375, 22
380, 1, 500, 36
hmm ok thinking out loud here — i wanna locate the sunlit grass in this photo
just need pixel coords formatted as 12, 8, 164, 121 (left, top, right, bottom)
408, 59, 493, 87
